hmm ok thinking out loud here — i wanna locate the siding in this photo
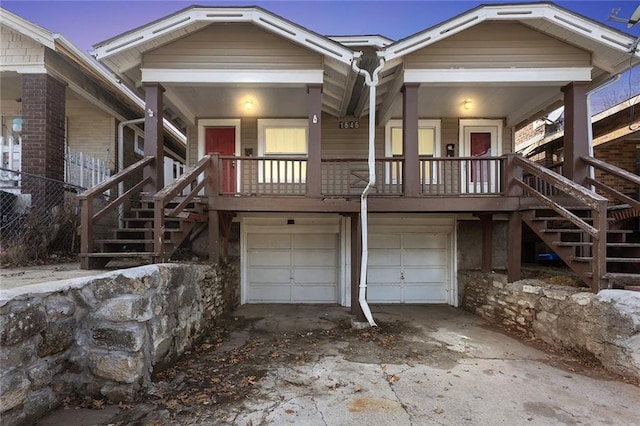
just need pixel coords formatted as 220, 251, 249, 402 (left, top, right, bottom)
0, 26, 45, 67
406, 22, 591, 69
66, 97, 116, 170
143, 23, 322, 70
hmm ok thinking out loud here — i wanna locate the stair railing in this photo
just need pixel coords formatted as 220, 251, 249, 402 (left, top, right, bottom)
152, 154, 218, 262
512, 155, 609, 291
581, 156, 640, 211
78, 156, 154, 269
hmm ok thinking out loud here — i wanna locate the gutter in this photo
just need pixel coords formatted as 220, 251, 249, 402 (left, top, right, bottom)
351, 52, 385, 327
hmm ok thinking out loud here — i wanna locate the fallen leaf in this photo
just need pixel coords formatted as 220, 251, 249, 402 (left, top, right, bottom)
434, 408, 445, 414
285, 409, 295, 414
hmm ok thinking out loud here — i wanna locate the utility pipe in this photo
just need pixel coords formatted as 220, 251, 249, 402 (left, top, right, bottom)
117, 118, 145, 227
351, 53, 385, 327
586, 75, 621, 185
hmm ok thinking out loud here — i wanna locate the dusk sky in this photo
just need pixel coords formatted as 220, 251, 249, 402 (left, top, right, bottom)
2, 0, 639, 108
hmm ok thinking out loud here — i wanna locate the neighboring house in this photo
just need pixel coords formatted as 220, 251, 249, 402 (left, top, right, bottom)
0, 7, 186, 200
517, 94, 640, 203
80, 3, 640, 317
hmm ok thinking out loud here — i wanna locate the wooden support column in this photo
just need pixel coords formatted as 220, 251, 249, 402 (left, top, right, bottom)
350, 214, 365, 321
562, 82, 590, 187
208, 154, 220, 263
307, 84, 323, 197
508, 211, 522, 283
402, 83, 420, 197
144, 83, 165, 193
479, 214, 493, 272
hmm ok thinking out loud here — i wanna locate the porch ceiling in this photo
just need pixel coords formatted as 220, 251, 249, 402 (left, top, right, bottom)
382, 84, 565, 128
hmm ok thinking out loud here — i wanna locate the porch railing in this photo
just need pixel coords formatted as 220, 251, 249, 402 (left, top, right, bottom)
216, 156, 507, 197
420, 156, 504, 195
582, 156, 640, 211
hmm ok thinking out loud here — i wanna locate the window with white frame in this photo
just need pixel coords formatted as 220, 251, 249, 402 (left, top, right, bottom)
385, 119, 441, 183
134, 131, 144, 156
258, 119, 308, 183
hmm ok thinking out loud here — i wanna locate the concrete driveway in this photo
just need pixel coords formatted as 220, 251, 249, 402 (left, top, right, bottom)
38, 305, 639, 426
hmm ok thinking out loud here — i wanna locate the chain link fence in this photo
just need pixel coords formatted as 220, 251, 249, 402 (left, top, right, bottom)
0, 168, 85, 266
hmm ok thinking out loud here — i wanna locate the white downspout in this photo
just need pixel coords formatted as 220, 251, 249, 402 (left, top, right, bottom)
351, 53, 385, 327
586, 75, 621, 184
117, 118, 145, 227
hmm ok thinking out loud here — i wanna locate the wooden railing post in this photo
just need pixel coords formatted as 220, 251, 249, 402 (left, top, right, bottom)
593, 201, 609, 291
504, 153, 523, 197
79, 195, 93, 269
208, 154, 220, 263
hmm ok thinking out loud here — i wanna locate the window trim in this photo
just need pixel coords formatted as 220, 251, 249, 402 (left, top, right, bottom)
257, 119, 308, 157
133, 130, 144, 156
384, 119, 441, 158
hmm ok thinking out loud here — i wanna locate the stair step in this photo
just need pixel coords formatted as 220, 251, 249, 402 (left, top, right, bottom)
603, 272, 640, 280
541, 229, 632, 234
98, 239, 154, 244
533, 216, 593, 222
81, 252, 156, 258
572, 257, 640, 263
553, 242, 640, 248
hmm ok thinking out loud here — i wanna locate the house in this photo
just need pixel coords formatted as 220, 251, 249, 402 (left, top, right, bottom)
0, 7, 186, 197
79, 3, 640, 320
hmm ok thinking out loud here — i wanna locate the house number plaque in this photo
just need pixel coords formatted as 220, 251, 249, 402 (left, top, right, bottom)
339, 121, 360, 129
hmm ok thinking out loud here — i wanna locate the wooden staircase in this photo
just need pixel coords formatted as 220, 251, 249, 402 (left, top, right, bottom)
83, 197, 207, 269
522, 207, 640, 290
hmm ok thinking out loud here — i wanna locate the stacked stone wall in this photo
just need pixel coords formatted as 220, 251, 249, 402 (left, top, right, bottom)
0, 262, 239, 425
460, 271, 640, 381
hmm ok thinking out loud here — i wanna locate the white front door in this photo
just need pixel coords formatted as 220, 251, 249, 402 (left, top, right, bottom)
367, 232, 449, 303
460, 119, 502, 194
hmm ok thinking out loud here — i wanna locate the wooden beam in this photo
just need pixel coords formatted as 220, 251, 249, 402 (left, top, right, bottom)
144, 83, 165, 193
307, 84, 322, 198
403, 83, 421, 197
479, 214, 493, 272
562, 82, 590, 186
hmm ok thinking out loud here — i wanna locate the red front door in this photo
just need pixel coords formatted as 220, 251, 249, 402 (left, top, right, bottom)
469, 132, 491, 183
206, 127, 236, 192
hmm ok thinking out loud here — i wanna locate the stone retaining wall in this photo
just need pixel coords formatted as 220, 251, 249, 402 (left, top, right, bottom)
0, 262, 239, 425
460, 271, 640, 381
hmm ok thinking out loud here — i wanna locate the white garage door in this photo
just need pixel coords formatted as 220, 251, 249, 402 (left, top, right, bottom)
368, 232, 449, 303
247, 233, 338, 303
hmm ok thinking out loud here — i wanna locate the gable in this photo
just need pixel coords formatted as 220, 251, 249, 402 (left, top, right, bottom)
142, 23, 323, 71
0, 25, 45, 68
405, 22, 591, 69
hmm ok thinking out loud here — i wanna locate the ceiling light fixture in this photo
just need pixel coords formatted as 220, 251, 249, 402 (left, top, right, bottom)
463, 99, 472, 110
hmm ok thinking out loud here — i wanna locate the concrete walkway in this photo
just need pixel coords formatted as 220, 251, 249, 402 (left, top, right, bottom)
36, 305, 639, 425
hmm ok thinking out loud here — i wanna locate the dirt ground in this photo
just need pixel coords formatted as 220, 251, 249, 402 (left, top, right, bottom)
36, 305, 639, 426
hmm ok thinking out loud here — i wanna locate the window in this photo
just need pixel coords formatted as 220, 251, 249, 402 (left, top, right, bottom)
134, 131, 144, 156
258, 119, 308, 183
385, 119, 441, 182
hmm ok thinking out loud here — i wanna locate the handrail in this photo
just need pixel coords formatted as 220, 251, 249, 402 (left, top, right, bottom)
78, 156, 155, 269
514, 155, 608, 209
154, 155, 212, 210
582, 156, 640, 211
78, 156, 154, 200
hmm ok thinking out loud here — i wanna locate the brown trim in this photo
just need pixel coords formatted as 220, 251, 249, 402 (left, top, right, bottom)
143, 83, 165, 192
402, 83, 421, 196
307, 84, 323, 197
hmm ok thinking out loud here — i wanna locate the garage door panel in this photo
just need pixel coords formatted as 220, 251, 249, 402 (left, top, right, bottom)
403, 284, 447, 303
294, 249, 337, 267
248, 250, 290, 267
403, 267, 446, 283
403, 233, 445, 248
368, 285, 402, 303
293, 286, 336, 302
369, 233, 401, 249
293, 267, 336, 284
403, 249, 446, 266
368, 267, 400, 284
248, 267, 291, 284
369, 249, 401, 266
294, 234, 336, 249
247, 285, 291, 302
248, 234, 291, 249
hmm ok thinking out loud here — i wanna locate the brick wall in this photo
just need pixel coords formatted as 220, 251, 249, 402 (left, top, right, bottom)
21, 74, 66, 208
595, 140, 639, 197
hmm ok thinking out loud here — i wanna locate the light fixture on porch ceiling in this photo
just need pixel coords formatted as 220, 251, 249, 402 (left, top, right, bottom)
463, 99, 472, 110
245, 98, 254, 111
